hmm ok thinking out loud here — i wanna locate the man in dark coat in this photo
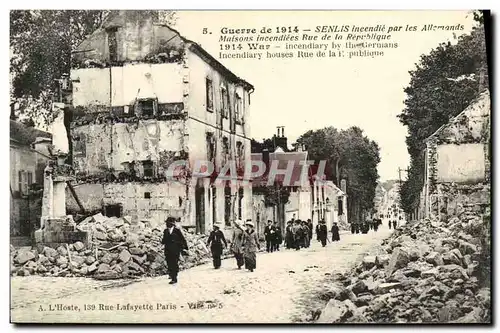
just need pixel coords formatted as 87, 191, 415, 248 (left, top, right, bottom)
285, 221, 294, 249
161, 217, 188, 284
331, 222, 340, 241
272, 221, 282, 251
206, 222, 227, 269
307, 219, 313, 245
301, 220, 310, 248
293, 220, 303, 250
317, 220, 328, 247
392, 220, 397, 229
264, 220, 276, 253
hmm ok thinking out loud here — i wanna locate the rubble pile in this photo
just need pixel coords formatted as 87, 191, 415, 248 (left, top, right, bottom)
10, 213, 237, 280
317, 212, 491, 324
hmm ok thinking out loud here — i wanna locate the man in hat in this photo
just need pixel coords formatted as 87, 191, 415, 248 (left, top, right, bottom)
307, 219, 313, 246
293, 220, 303, 250
316, 220, 328, 247
231, 220, 245, 269
285, 220, 294, 249
264, 220, 276, 253
206, 222, 227, 269
301, 220, 310, 248
161, 216, 188, 284
272, 221, 282, 251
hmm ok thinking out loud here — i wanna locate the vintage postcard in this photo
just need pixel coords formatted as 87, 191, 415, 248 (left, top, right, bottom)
9, 10, 491, 324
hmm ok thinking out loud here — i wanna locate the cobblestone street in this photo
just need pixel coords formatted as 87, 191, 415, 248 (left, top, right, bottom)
11, 228, 392, 323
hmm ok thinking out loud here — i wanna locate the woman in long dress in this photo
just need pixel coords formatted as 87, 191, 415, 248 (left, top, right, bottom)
331, 222, 340, 242
234, 220, 260, 272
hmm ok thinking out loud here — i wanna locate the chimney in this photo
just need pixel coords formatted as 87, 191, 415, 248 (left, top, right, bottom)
282, 127, 285, 137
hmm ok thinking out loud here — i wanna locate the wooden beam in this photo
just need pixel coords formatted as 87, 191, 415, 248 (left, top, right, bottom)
67, 181, 86, 214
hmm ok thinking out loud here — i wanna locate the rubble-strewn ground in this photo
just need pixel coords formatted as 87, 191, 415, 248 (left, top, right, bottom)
10, 214, 239, 279
315, 213, 491, 324
11, 229, 392, 323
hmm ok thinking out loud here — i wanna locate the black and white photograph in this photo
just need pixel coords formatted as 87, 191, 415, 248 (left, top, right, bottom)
8, 9, 492, 324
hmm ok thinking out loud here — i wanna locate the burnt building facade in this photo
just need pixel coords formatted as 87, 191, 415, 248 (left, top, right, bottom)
64, 11, 254, 233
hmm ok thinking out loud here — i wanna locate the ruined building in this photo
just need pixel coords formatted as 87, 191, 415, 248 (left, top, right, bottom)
421, 89, 490, 221
61, 11, 254, 233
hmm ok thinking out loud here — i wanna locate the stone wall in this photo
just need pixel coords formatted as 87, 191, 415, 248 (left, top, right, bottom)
67, 181, 188, 228
424, 90, 490, 222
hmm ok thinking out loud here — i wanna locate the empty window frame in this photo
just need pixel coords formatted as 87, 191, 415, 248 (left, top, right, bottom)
142, 160, 154, 178
235, 93, 242, 122
107, 27, 118, 62
136, 99, 156, 118
206, 78, 214, 111
221, 86, 229, 118
206, 132, 215, 162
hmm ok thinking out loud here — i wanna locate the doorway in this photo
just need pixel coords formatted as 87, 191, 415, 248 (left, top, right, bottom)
195, 185, 205, 234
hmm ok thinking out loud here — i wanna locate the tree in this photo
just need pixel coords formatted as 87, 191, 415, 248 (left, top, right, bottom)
296, 126, 381, 223
10, 10, 176, 126
397, 16, 488, 215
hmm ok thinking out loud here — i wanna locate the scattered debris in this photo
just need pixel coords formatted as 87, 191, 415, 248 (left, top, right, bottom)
315, 212, 491, 323
10, 213, 237, 279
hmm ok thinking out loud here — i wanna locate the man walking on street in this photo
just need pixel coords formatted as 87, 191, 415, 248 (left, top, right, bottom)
231, 220, 245, 269
264, 220, 275, 253
206, 222, 227, 269
273, 221, 282, 251
161, 217, 188, 285
285, 221, 293, 249
307, 219, 313, 247
317, 220, 328, 247
301, 220, 310, 248
294, 220, 304, 250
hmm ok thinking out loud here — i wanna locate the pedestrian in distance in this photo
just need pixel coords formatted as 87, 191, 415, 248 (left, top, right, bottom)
293, 220, 303, 250
272, 221, 282, 251
307, 219, 313, 245
231, 220, 245, 269
388, 219, 392, 229
317, 220, 328, 247
206, 222, 227, 269
331, 222, 340, 242
285, 221, 294, 249
392, 220, 397, 229
301, 220, 310, 248
264, 220, 275, 253
161, 216, 189, 285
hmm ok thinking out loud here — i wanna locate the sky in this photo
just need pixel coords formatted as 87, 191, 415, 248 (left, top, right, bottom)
175, 10, 477, 181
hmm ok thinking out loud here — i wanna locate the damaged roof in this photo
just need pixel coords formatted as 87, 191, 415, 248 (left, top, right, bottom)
74, 10, 254, 90
425, 89, 490, 143
10, 120, 52, 147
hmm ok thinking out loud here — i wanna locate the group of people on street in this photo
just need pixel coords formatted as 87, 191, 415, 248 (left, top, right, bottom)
263, 220, 283, 252
284, 219, 314, 250
387, 218, 399, 229
315, 220, 340, 246
350, 218, 382, 234
161, 215, 345, 285
205, 219, 261, 272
